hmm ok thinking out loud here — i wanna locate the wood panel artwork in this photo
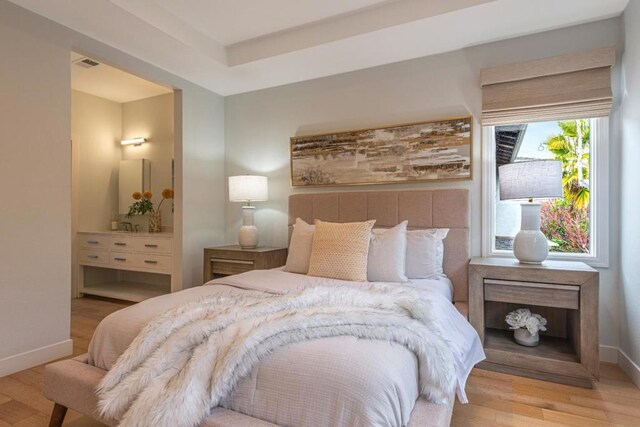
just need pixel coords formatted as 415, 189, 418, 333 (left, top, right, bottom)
290, 116, 472, 187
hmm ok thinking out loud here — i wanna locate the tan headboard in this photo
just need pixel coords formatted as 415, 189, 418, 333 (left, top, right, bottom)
288, 189, 470, 302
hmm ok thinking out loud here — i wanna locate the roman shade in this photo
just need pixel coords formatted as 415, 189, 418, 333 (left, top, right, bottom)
481, 47, 615, 126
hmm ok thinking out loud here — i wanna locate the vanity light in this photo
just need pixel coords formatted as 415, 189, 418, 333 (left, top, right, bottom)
121, 137, 147, 146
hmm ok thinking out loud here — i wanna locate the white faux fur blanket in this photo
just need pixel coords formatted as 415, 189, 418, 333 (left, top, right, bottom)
97, 285, 457, 427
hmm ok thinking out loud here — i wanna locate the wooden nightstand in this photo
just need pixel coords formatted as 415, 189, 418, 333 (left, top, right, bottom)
469, 257, 599, 388
203, 245, 288, 283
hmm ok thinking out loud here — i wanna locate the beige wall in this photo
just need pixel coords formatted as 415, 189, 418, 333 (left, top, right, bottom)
0, 15, 72, 373
72, 90, 122, 231
620, 0, 640, 382
122, 93, 175, 228
225, 18, 623, 349
0, 0, 225, 375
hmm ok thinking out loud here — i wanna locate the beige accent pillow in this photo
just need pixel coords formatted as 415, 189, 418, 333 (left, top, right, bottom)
283, 218, 315, 274
307, 219, 376, 282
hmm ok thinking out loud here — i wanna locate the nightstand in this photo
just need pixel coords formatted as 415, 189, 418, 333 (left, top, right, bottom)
203, 245, 288, 283
469, 257, 599, 388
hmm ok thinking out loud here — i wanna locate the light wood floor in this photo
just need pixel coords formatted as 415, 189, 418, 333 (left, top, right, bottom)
1, 298, 639, 426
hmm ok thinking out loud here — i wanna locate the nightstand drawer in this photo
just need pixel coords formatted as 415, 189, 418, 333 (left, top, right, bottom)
211, 258, 255, 276
484, 279, 579, 310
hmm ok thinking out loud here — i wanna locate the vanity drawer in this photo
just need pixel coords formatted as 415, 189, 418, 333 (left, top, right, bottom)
109, 251, 136, 268
134, 237, 172, 254
78, 249, 109, 266
484, 279, 579, 310
78, 233, 108, 249
134, 253, 172, 273
109, 236, 134, 251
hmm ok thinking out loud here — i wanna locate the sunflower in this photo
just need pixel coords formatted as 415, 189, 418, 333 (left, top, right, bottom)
143, 191, 153, 199
132, 191, 142, 200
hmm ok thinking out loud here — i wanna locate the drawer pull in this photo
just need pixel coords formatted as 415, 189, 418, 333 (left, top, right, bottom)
88, 255, 99, 259
145, 244, 159, 248
144, 260, 158, 264
114, 242, 127, 246
87, 240, 99, 244
114, 257, 127, 262
211, 258, 253, 265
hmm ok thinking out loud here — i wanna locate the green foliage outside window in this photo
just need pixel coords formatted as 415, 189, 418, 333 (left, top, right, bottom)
540, 119, 591, 253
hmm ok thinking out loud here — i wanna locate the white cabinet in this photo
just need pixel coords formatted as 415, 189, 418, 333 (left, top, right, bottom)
77, 231, 173, 302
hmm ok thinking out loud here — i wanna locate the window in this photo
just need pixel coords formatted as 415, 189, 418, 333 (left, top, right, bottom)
482, 117, 609, 266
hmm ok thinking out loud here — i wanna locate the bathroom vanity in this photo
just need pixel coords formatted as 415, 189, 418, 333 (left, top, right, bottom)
77, 231, 173, 302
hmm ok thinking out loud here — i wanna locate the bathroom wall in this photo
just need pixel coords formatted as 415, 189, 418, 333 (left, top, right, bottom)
71, 90, 122, 232
122, 92, 175, 228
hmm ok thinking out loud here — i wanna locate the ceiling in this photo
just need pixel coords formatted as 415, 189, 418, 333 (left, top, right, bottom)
12, 0, 629, 96
71, 52, 172, 103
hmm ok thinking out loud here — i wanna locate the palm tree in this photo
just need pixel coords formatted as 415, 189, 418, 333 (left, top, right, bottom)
544, 119, 590, 209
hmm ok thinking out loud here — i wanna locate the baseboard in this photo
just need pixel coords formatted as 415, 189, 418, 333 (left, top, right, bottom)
0, 339, 73, 377
599, 345, 619, 363
618, 348, 640, 388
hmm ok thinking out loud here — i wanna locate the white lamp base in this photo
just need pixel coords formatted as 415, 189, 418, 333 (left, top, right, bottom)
513, 203, 549, 264
238, 205, 259, 249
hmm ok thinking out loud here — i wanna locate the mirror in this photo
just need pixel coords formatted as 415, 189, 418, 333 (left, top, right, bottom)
119, 159, 150, 214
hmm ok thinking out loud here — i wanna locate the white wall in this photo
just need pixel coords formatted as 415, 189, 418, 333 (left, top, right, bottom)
620, 0, 640, 383
0, 16, 72, 374
0, 0, 225, 375
225, 18, 624, 350
174, 88, 226, 289
122, 93, 175, 228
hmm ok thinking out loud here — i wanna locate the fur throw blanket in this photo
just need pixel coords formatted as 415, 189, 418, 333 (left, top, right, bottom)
97, 285, 457, 427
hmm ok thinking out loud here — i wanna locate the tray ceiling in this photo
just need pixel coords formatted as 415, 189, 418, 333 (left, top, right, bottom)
10, 0, 629, 95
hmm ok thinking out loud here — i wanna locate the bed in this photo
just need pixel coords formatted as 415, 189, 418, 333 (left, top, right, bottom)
43, 188, 481, 427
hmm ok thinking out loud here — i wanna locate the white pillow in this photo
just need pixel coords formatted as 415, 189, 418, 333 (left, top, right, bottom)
283, 218, 315, 274
367, 221, 408, 282
405, 229, 449, 279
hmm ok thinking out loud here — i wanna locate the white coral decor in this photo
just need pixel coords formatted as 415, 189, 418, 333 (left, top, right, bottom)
505, 308, 548, 335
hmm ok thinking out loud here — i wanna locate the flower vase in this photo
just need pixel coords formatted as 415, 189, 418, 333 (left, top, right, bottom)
148, 210, 161, 233
514, 328, 539, 347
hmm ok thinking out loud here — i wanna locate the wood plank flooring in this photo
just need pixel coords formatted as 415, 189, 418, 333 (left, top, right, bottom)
0, 297, 639, 426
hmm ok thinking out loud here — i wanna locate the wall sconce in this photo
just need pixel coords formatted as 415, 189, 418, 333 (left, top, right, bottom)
121, 137, 146, 146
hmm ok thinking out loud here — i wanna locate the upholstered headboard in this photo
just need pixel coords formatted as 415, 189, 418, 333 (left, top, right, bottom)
288, 189, 470, 302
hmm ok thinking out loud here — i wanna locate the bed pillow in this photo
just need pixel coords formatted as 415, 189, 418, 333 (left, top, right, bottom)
405, 229, 449, 279
368, 221, 408, 282
307, 219, 375, 282
283, 218, 315, 274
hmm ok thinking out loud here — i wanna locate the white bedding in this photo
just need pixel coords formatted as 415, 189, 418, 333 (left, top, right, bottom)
408, 276, 454, 302
88, 270, 484, 427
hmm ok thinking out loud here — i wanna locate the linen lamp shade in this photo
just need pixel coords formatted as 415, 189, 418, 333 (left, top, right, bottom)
498, 160, 562, 264
499, 160, 563, 200
228, 175, 268, 203
228, 175, 268, 249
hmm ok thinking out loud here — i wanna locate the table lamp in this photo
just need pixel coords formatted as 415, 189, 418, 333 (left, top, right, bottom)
228, 175, 268, 249
498, 160, 562, 264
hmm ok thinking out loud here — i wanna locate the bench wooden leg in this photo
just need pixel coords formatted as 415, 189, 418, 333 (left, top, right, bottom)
48, 403, 68, 427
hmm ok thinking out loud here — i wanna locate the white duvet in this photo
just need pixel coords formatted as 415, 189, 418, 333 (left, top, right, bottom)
88, 270, 484, 427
